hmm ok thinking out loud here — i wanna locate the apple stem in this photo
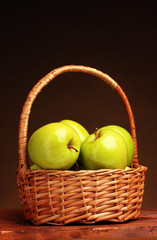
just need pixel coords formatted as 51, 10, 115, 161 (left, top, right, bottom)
75, 162, 79, 171
68, 146, 78, 152
95, 128, 99, 139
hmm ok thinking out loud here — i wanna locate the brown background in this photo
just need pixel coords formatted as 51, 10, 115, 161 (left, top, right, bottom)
0, 2, 156, 208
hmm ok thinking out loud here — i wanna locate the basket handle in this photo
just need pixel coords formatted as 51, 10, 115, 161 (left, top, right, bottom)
18, 65, 138, 174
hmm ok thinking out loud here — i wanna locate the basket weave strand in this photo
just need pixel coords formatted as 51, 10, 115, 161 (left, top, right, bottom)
17, 65, 147, 225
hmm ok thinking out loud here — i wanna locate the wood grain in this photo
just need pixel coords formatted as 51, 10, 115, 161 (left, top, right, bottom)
0, 208, 157, 239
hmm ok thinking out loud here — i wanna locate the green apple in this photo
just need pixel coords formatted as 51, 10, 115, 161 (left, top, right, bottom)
28, 122, 81, 170
60, 119, 89, 170
97, 125, 135, 166
60, 119, 89, 143
81, 128, 128, 170
125, 166, 131, 170
30, 164, 41, 170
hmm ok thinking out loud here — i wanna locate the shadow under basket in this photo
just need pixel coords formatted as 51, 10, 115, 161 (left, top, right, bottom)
17, 65, 147, 226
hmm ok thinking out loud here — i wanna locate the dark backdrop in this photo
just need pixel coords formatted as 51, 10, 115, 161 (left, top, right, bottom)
0, 1, 156, 208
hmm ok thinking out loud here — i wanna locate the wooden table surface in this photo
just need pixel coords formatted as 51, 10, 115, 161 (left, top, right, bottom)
0, 208, 157, 240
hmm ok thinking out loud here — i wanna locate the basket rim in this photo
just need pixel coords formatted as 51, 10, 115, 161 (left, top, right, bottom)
19, 164, 148, 176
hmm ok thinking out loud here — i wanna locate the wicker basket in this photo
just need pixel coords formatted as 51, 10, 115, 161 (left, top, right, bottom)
17, 65, 147, 225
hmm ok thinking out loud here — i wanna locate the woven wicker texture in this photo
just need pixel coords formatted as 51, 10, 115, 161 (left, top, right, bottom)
17, 65, 147, 225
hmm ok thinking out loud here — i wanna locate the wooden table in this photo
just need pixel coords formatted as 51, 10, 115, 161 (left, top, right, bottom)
0, 209, 157, 239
